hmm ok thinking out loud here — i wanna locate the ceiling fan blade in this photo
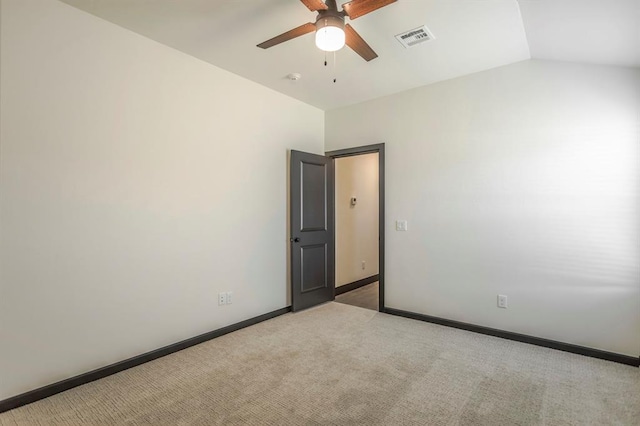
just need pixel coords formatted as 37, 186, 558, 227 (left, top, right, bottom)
257, 23, 316, 49
342, 0, 397, 20
344, 24, 378, 61
300, 0, 328, 11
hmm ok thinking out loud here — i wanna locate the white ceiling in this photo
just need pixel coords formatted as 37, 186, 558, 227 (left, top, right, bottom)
519, 0, 640, 68
60, 0, 639, 110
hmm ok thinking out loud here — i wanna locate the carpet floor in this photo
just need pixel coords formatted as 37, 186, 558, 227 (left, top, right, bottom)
1, 302, 639, 425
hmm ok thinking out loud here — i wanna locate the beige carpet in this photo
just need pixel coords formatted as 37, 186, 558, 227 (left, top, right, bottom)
1, 302, 639, 425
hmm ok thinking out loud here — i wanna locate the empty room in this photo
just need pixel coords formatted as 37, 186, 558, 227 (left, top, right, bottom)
1, 0, 639, 424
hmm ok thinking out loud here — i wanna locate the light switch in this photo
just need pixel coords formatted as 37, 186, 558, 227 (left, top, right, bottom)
396, 220, 408, 231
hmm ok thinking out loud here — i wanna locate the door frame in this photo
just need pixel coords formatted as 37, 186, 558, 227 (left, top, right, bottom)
325, 143, 385, 312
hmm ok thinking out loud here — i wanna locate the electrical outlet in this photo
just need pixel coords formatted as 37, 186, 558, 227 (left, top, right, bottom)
361, 261, 366, 270
497, 294, 508, 309
226, 291, 233, 304
218, 292, 227, 305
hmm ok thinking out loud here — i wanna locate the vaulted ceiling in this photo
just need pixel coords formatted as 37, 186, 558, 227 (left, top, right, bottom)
61, 0, 640, 110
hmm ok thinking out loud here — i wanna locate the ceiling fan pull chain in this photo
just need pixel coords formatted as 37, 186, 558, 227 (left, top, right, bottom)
323, 19, 329, 67
333, 50, 337, 83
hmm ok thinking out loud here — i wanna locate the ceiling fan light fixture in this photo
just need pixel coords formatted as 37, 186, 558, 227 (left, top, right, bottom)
315, 17, 345, 52
258, 0, 397, 61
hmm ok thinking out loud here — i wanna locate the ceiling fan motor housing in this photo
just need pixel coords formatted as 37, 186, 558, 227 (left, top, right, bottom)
315, 11, 345, 32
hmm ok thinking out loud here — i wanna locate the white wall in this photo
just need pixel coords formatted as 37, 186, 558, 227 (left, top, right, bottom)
335, 154, 379, 286
326, 60, 640, 357
0, 0, 324, 400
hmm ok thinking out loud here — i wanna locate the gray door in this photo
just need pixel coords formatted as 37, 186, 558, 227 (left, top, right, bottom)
290, 150, 335, 312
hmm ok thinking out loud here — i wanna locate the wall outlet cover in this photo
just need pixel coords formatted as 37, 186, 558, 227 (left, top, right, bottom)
498, 294, 508, 308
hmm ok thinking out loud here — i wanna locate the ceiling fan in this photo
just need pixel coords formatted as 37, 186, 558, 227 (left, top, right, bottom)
257, 0, 397, 62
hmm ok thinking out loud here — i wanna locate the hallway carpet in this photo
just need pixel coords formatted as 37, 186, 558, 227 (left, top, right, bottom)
1, 302, 639, 425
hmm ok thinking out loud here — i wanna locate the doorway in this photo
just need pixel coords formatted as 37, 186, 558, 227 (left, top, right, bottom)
333, 152, 380, 311
289, 144, 384, 312
326, 144, 385, 312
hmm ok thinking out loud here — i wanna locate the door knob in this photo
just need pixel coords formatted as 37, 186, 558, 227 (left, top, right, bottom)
292, 237, 300, 243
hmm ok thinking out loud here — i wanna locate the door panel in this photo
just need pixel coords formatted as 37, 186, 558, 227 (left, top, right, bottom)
301, 162, 327, 231
291, 150, 334, 312
301, 244, 327, 293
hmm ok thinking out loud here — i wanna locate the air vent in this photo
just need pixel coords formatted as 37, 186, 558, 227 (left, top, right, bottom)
395, 25, 435, 48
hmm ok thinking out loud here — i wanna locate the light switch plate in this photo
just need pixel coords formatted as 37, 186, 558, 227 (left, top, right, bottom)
396, 220, 408, 231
